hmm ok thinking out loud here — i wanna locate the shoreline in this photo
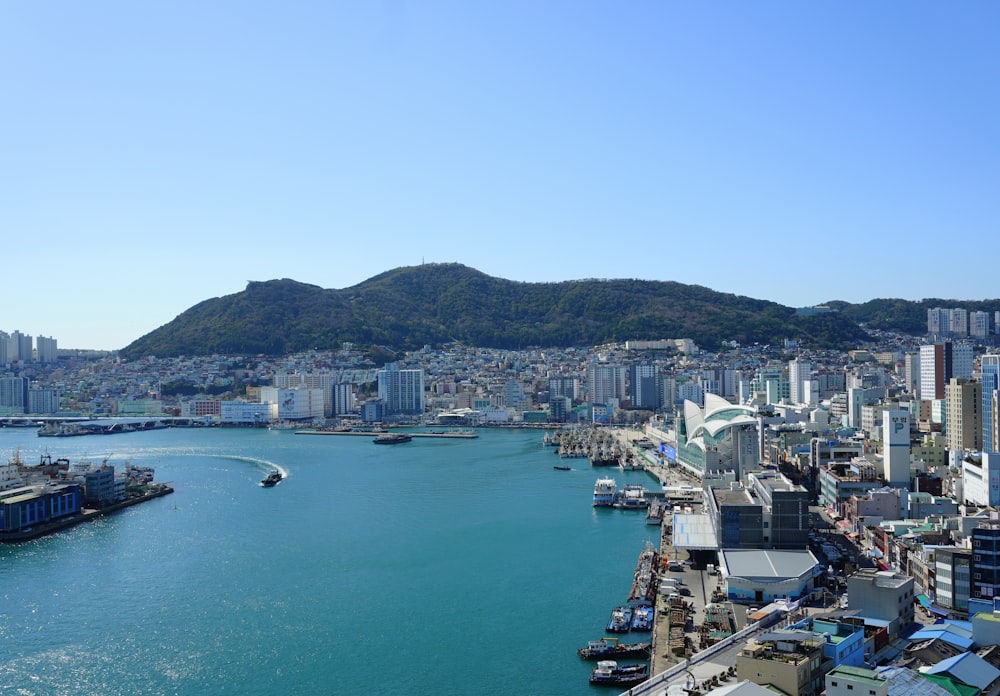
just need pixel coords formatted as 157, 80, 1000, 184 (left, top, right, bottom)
0, 485, 175, 543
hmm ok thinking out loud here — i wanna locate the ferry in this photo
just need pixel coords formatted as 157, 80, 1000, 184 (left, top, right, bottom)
645, 499, 664, 525
589, 660, 649, 687
592, 478, 617, 507
372, 433, 413, 444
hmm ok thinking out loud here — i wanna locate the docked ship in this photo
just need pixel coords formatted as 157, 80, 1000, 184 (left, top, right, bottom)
645, 498, 664, 525
260, 470, 283, 487
593, 478, 617, 507
627, 542, 660, 606
372, 433, 413, 444
605, 605, 633, 633
576, 638, 652, 660
614, 483, 648, 509
629, 605, 654, 631
588, 661, 649, 688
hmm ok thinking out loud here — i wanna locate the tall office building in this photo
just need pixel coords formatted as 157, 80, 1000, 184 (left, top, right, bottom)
920, 342, 973, 401
377, 365, 425, 416
587, 362, 626, 406
982, 354, 1000, 452
946, 378, 981, 453
629, 364, 661, 410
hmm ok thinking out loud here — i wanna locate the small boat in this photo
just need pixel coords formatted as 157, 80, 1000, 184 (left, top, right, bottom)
577, 638, 651, 660
260, 470, 283, 487
630, 605, 654, 631
553, 465, 571, 471
588, 660, 649, 687
372, 433, 413, 444
606, 605, 633, 633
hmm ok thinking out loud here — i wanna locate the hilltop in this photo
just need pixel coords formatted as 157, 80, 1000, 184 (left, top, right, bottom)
120, 263, 913, 359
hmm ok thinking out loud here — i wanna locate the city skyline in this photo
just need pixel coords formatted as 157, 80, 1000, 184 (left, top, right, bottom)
4, 3, 999, 350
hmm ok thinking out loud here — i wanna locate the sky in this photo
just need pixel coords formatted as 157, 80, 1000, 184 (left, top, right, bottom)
3, 2, 999, 350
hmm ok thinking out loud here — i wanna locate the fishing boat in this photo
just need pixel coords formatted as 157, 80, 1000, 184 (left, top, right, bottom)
629, 605, 654, 631
605, 606, 633, 633
553, 465, 571, 471
576, 637, 651, 660
588, 660, 649, 687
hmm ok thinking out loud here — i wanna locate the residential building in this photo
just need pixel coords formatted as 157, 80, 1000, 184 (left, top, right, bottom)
377, 365, 425, 416
789, 358, 812, 406
586, 362, 625, 407
825, 665, 888, 696
35, 335, 57, 363
628, 363, 661, 410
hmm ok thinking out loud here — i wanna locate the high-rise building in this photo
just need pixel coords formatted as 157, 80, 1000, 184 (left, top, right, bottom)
928, 307, 950, 337
7, 331, 32, 362
920, 342, 973, 401
587, 362, 625, 407
971, 311, 992, 340
946, 378, 981, 453
0, 376, 28, 412
628, 363, 661, 410
333, 383, 357, 415
788, 358, 812, 406
982, 354, 1000, 452
377, 365, 425, 416
950, 308, 969, 337
35, 336, 57, 363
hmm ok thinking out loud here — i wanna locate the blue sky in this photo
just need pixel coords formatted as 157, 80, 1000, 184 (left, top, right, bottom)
3, 2, 998, 350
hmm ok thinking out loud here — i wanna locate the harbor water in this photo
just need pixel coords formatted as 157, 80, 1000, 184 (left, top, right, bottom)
0, 427, 659, 695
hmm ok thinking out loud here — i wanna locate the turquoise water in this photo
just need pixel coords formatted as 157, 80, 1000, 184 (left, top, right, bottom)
0, 428, 659, 695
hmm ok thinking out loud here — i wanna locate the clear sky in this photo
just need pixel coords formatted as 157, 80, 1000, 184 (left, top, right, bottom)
3, 2, 998, 350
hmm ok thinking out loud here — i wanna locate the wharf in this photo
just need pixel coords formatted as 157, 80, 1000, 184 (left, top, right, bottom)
0, 485, 175, 543
296, 430, 478, 439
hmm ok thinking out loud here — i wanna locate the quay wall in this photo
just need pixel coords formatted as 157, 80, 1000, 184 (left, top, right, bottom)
0, 486, 175, 543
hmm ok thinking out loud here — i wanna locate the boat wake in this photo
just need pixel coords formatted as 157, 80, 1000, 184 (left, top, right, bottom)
218, 454, 288, 479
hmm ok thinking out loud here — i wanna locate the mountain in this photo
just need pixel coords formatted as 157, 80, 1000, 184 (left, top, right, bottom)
121, 263, 871, 358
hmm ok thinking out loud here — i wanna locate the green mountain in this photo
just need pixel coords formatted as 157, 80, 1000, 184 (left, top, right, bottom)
121, 263, 870, 358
